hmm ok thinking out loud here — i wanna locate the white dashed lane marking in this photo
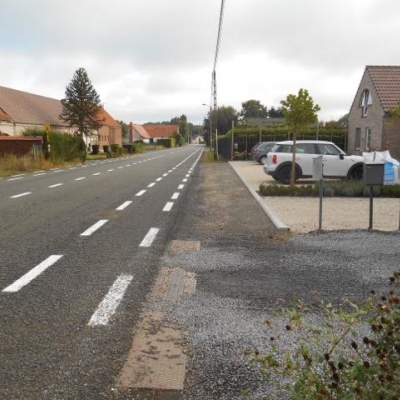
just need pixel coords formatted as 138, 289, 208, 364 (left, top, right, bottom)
2, 255, 63, 293
88, 274, 133, 326
139, 228, 159, 247
75, 177, 86, 181
147, 182, 156, 188
116, 201, 132, 211
163, 202, 174, 212
48, 183, 63, 188
178, 184, 184, 190
135, 190, 146, 197
10, 192, 31, 199
80, 219, 108, 236
171, 192, 180, 200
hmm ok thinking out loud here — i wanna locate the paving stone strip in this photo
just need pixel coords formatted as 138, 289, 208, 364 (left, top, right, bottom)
116, 241, 199, 391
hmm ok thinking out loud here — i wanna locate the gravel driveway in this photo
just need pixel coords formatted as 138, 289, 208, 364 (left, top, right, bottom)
155, 159, 400, 400
230, 160, 400, 233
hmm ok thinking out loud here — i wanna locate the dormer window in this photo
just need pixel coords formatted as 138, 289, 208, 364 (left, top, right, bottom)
360, 89, 372, 117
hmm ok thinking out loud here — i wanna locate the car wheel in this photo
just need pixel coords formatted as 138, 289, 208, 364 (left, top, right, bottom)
277, 165, 293, 185
259, 156, 267, 165
349, 166, 363, 181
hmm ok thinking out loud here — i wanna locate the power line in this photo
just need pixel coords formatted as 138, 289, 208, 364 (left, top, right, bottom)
213, 0, 226, 72
212, 0, 225, 111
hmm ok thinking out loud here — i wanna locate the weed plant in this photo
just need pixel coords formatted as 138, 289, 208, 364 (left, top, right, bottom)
248, 272, 400, 399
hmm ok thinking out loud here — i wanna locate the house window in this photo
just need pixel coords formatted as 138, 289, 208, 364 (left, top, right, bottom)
360, 89, 372, 117
355, 128, 361, 150
365, 127, 372, 151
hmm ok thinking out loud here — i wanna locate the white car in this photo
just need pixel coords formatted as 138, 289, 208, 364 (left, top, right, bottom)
263, 140, 364, 184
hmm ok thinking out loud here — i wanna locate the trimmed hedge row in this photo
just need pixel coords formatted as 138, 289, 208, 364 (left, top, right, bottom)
259, 180, 400, 197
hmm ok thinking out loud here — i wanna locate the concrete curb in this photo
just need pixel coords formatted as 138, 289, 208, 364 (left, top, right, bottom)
229, 162, 289, 231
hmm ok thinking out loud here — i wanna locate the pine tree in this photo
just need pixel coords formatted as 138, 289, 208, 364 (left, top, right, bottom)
60, 68, 103, 139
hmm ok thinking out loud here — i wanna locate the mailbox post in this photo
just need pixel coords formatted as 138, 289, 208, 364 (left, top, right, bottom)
363, 162, 384, 230
313, 156, 324, 231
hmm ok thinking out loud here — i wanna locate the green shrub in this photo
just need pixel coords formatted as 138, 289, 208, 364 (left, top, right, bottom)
259, 181, 400, 198
111, 144, 120, 155
249, 271, 400, 399
23, 128, 85, 162
133, 141, 145, 153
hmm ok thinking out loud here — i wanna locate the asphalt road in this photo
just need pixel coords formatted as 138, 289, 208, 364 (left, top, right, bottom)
0, 146, 204, 399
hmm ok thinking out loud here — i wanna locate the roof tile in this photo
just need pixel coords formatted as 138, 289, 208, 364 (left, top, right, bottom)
143, 124, 179, 139
366, 66, 400, 111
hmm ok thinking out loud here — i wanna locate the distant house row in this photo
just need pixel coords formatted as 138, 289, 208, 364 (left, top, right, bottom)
0, 86, 178, 152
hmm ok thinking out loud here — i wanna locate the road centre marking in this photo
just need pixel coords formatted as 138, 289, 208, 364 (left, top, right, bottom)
116, 201, 132, 211
108, 169, 114, 172
135, 190, 146, 197
147, 182, 156, 188
163, 202, 174, 212
49, 183, 63, 188
93, 173, 101, 176
10, 192, 31, 199
171, 192, 180, 200
88, 274, 133, 326
182, 178, 188, 182
2, 255, 63, 293
139, 228, 159, 247
163, 173, 168, 177
178, 184, 184, 190
80, 219, 108, 236
75, 177, 86, 181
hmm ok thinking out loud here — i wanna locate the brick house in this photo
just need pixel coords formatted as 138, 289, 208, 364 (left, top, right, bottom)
348, 66, 400, 160
0, 86, 122, 151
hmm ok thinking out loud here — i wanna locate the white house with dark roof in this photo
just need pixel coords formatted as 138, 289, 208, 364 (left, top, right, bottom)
348, 66, 400, 159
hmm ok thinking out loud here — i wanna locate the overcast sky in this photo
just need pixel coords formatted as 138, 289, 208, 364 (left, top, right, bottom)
1, 0, 399, 125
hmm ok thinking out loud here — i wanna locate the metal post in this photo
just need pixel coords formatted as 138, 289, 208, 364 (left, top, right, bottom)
319, 178, 323, 231
369, 186, 374, 230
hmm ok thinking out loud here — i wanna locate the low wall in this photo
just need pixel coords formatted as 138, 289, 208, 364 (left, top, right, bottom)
0, 136, 43, 157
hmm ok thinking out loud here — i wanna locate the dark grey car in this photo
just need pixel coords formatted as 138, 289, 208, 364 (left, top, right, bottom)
252, 141, 275, 164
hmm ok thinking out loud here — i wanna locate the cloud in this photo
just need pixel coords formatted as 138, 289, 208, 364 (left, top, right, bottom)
1, 0, 400, 125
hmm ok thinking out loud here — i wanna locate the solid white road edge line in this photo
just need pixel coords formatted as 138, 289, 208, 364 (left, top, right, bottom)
2, 255, 63, 293
116, 201, 132, 211
139, 228, 159, 247
88, 274, 133, 326
80, 219, 108, 236
163, 202, 174, 212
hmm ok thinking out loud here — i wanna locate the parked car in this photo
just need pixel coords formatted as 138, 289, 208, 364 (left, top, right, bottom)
252, 141, 276, 165
263, 140, 364, 184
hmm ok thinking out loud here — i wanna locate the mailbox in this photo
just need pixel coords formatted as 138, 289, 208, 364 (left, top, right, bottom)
363, 162, 384, 186
313, 156, 323, 180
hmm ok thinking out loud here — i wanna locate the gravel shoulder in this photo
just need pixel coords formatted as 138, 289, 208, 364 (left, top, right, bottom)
230, 160, 400, 233
158, 159, 400, 400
